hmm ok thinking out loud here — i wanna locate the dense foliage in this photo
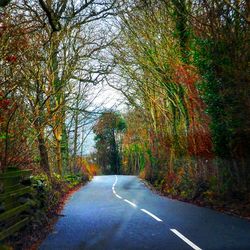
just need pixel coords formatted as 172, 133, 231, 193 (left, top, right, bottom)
109, 0, 250, 201
0, 1, 112, 244
0, 0, 115, 177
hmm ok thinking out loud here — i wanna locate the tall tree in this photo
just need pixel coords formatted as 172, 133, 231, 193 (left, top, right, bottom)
93, 112, 126, 174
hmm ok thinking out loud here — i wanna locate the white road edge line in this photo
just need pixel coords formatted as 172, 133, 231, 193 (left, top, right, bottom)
140, 209, 163, 222
170, 229, 202, 250
124, 199, 137, 207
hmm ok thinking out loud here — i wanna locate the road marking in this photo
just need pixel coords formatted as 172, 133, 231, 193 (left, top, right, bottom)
114, 175, 118, 185
115, 194, 122, 199
112, 175, 123, 199
170, 229, 202, 250
140, 209, 163, 222
112, 176, 201, 250
124, 199, 137, 207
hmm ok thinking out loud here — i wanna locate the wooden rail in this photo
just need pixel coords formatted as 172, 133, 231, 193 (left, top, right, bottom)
0, 168, 35, 242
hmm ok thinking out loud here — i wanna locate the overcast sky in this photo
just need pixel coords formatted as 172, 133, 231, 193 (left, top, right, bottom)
81, 83, 125, 155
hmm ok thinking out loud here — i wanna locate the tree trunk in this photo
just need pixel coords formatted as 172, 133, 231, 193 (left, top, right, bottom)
37, 132, 51, 178
61, 122, 69, 172
72, 105, 79, 173
55, 138, 62, 175
171, 0, 189, 61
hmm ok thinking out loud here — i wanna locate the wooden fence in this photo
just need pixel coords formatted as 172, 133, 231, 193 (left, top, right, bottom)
0, 168, 35, 242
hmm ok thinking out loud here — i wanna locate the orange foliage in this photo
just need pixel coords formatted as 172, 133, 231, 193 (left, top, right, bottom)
75, 156, 100, 177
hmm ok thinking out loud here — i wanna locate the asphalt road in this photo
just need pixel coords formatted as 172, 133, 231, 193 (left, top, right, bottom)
39, 175, 250, 250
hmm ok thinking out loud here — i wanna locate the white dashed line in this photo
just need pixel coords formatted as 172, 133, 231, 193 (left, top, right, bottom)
112, 175, 123, 199
115, 194, 122, 199
140, 209, 163, 222
124, 199, 137, 208
113, 176, 202, 249
113, 177, 157, 215
170, 229, 202, 250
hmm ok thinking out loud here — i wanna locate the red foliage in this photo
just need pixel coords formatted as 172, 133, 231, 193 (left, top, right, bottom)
0, 98, 11, 109
174, 64, 213, 158
0, 93, 33, 170
0, 93, 12, 124
5, 55, 17, 62
162, 172, 180, 194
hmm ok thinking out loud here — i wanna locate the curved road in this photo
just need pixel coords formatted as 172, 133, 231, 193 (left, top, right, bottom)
40, 175, 250, 250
